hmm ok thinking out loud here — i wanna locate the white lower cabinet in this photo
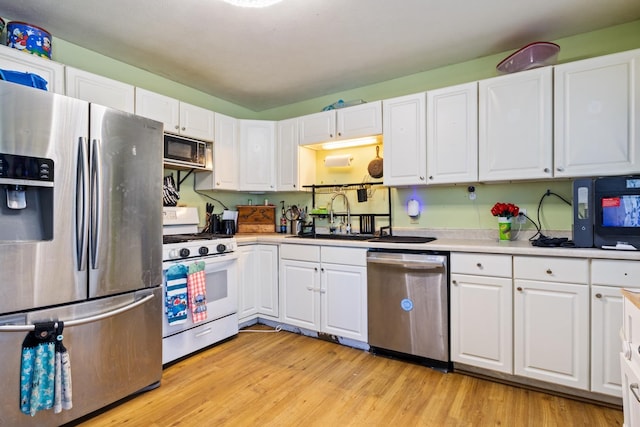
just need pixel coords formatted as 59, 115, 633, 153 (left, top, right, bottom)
451, 253, 513, 373
513, 256, 590, 390
238, 244, 278, 322
591, 284, 623, 397
279, 244, 367, 342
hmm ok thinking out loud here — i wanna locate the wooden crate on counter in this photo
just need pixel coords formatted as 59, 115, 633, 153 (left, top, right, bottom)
236, 205, 276, 233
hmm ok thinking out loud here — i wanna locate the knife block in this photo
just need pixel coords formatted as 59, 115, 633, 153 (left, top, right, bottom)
236, 205, 276, 233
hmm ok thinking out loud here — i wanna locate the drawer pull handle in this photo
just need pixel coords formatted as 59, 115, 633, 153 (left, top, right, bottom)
631, 383, 640, 403
517, 287, 523, 292
476, 263, 483, 269
595, 293, 602, 299
546, 269, 553, 275
195, 328, 212, 338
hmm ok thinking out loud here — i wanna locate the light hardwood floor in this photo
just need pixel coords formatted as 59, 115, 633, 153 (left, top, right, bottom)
77, 325, 623, 426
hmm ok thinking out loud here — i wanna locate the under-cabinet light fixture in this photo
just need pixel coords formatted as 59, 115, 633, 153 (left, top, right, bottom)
321, 136, 381, 151
223, 0, 283, 7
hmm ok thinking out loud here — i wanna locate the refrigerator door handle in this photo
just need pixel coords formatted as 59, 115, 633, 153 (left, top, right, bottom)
90, 138, 103, 269
76, 137, 89, 271
0, 293, 155, 332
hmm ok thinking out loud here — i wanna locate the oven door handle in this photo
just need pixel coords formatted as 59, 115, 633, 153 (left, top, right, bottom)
367, 258, 444, 270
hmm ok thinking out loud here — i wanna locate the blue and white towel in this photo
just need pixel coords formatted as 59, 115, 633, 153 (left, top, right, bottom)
165, 264, 189, 325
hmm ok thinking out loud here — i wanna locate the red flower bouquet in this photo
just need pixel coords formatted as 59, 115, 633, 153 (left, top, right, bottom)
490, 202, 520, 219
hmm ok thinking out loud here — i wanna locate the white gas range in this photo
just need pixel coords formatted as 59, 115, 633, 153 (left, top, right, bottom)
161, 207, 239, 365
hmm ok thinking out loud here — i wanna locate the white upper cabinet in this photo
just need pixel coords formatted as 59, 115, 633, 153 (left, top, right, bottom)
0, 44, 64, 93
135, 87, 214, 141
299, 101, 382, 146
383, 92, 427, 186
426, 82, 478, 184
479, 67, 553, 181
65, 67, 135, 113
195, 112, 238, 191
239, 119, 277, 192
277, 118, 316, 192
554, 48, 640, 178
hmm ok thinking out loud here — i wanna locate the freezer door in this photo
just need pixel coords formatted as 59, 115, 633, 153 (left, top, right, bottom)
89, 104, 163, 297
0, 287, 162, 426
0, 81, 89, 313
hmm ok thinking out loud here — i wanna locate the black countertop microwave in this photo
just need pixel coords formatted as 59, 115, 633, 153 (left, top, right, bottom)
163, 133, 210, 169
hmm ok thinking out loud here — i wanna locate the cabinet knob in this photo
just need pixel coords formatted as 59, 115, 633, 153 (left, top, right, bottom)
452, 280, 458, 285
429, 176, 433, 180
329, 134, 333, 138
174, 125, 179, 130
216, 182, 221, 186
314, 267, 318, 272
181, 126, 186, 131
595, 293, 603, 299
321, 267, 325, 272
337, 132, 342, 137
543, 168, 550, 173
517, 287, 523, 292
556, 167, 564, 172
419, 176, 425, 181
476, 263, 483, 269
546, 269, 553, 275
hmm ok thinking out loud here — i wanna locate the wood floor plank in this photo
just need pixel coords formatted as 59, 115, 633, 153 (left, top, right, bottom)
76, 326, 623, 426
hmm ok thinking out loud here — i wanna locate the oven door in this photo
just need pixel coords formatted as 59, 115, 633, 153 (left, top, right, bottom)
162, 252, 238, 338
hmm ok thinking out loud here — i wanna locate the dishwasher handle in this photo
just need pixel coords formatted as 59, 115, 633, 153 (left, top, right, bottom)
367, 257, 445, 270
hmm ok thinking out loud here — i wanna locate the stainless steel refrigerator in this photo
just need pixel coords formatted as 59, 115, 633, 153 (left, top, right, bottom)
0, 81, 164, 426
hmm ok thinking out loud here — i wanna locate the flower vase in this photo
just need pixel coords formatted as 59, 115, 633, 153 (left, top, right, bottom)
498, 217, 512, 241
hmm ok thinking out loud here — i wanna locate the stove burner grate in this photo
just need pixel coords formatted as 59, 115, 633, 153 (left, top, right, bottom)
163, 233, 234, 244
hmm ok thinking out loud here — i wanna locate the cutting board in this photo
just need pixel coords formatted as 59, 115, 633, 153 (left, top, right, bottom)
236, 205, 276, 233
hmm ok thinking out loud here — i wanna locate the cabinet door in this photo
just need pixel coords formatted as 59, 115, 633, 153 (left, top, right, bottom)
280, 259, 320, 331
238, 246, 258, 321
554, 49, 640, 177
591, 285, 623, 397
277, 118, 299, 191
514, 279, 589, 389
620, 354, 640, 427
427, 82, 478, 184
299, 110, 335, 146
383, 92, 427, 186
0, 44, 64, 93
320, 262, 367, 342
135, 87, 179, 132
196, 112, 238, 191
179, 102, 214, 142
479, 67, 553, 181
336, 100, 382, 140
256, 245, 279, 318
65, 67, 135, 113
239, 119, 276, 192
451, 273, 512, 373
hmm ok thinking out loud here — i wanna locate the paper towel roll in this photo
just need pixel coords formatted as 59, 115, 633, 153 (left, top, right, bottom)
324, 154, 352, 167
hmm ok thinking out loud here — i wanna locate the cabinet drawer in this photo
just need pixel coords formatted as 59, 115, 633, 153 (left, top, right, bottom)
280, 244, 320, 262
451, 252, 512, 277
593, 259, 640, 289
322, 246, 367, 266
513, 256, 588, 283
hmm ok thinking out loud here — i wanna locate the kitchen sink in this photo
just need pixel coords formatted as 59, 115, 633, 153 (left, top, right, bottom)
292, 233, 374, 241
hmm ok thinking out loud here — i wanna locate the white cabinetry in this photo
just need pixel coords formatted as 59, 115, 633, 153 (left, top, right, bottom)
513, 256, 589, 390
135, 87, 214, 141
239, 119, 276, 192
298, 101, 382, 146
279, 244, 367, 342
382, 92, 427, 186
621, 292, 640, 426
0, 44, 64, 93
65, 67, 135, 113
478, 67, 553, 181
426, 82, 478, 184
277, 118, 316, 191
238, 244, 278, 322
554, 48, 640, 178
450, 253, 512, 373
195, 112, 239, 191
592, 259, 640, 397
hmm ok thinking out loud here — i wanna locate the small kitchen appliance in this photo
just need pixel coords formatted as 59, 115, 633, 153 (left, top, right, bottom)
162, 206, 239, 364
163, 133, 210, 170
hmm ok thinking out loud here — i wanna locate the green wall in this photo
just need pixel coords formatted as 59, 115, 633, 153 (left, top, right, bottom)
43, 19, 640, 233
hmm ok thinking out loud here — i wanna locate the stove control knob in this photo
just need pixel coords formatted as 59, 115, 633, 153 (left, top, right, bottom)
199, 246, 209, 256
179, 248, 190, 258
216, 244, 226, 253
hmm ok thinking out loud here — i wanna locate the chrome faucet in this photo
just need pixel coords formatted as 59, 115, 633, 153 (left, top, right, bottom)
330, 192, 351, 234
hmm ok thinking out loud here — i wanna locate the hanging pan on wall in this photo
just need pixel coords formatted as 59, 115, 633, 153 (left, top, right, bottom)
368, 145, 383, 178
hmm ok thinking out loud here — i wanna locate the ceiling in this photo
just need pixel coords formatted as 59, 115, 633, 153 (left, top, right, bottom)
0, 0, 639, 112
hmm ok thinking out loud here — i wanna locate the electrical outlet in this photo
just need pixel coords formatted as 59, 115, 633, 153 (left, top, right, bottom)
516, 209, 527, 224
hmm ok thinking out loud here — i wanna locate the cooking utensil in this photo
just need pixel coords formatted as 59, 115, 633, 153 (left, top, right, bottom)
357, 186, 368, 202
368, 146, 383, 178
360, 214, 375, 234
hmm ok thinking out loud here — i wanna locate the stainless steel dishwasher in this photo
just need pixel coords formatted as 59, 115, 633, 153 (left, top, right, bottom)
367, 249, 450, 371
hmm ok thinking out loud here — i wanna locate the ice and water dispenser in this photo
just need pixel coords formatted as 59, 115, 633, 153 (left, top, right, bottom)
0, 153, 54, 241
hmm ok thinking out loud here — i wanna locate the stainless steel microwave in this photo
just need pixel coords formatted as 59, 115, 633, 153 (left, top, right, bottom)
163, 134, 210, 169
